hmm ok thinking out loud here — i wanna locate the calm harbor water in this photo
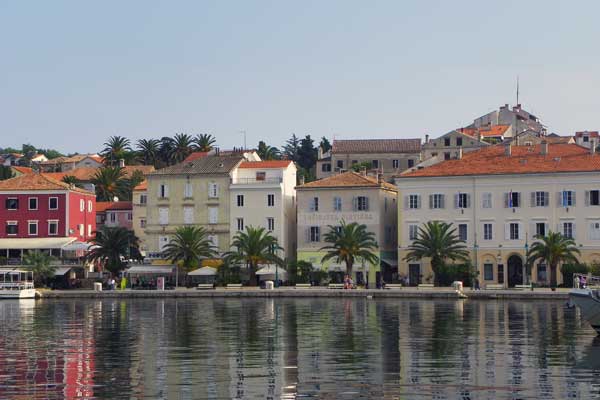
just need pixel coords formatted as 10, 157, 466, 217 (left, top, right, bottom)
0, 298, 599, 400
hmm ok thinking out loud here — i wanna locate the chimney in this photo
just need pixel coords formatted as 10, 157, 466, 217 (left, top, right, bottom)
505, 143, 512, 157
377, 173, 384, 184
299, 176, 305, 185
118, 159, 125, 168
591, 139, 597, 155
457, 148, 463, 159
425, 134, 429, 144
540, 140, 548, 155
360, 166, 367, 176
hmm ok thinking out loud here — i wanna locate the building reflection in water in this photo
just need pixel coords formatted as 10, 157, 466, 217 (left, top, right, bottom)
0, 298, 600, 399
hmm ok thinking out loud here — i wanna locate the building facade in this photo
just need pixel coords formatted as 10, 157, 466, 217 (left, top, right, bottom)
132, 181, 149, 256
296, 171, 398, 287
396, 142, 600, 287
96, 201, 133, 230
229, 160, 297, 261
421, 130, 490, 161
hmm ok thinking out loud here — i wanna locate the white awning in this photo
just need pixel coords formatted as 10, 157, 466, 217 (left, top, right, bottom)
126, 265, 175, 275
54, 267, 71, 276
256, 265, 286, 275
381, 258, 398, 267
62, 241, 97, 251
0, 237, 77, 250
188, 266, 217, 276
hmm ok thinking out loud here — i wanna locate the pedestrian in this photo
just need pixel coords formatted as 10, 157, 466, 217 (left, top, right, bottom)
581, 275, 587, 289
574, 275, 580, 289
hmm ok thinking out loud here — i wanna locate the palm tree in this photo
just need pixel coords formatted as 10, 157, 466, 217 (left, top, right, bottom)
161, 226, 217, 273
527, 231, 580, 288
86, 227, 139, 275
23, 250, 56, 286
136, 138, 160, 166
61, 175, 79, 186
320, 220, 379, 278
194, 134, 217, 152
404, 221, 469, 285
91, 167, 129, 201
102, 136, 131, 166
257, 141, 281, 160
170, 133, 195, 164
224, 226, 284, 286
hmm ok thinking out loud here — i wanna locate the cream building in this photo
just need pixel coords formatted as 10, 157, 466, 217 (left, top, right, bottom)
229, 160, 297, 261
132, 181, 149, 256
420, 130, 490, 161
296, 171, 398, 287
396, 141, 600, 288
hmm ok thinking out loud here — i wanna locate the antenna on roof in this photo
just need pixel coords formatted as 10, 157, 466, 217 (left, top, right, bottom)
516, 76, 520, 106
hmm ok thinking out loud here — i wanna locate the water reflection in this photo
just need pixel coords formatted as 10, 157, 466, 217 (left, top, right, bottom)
0, 298, 599, 399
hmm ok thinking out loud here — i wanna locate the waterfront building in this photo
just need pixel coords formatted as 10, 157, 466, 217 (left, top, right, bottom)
229, 160, 297, 261
96, 201, 133, 230
132, 180, 149, 256
396, 141, 600, 287
0, 173, 96, 260
316, 139, 421, 181
296, 171, 398, 286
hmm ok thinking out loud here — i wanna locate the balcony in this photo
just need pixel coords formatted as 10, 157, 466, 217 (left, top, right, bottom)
232, 177, 283, 185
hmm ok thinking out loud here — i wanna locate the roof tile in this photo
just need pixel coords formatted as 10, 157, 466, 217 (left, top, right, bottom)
238, 160, 293, 169
0, 173, 94, 194
298, 171, 397, 191
332, 139, 421, 154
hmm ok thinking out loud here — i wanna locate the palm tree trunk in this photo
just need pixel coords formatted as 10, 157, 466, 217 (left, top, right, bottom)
550, 263, 558, 288
250, 262, 258, 286
346, 261, 353, 280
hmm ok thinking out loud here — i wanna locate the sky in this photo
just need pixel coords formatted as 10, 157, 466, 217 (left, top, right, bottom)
1, 0, 600, 154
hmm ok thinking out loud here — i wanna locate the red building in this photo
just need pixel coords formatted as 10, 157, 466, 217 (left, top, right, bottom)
0, 174, 96, 259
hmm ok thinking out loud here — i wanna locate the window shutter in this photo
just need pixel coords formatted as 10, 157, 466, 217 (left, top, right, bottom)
504, 193, 509, 208
516, 192, 521, 207
164, 185, 169, 198
403, 196, 408, 210
530, 222, 536, 238
544, 192, 549, 206
306, 228, 310, 242
440, 194, 445, 209
557, 223, 562, 234
352, 197, 357, 211
518, 222, 523, 240
504, 223, 510, 240
572, 222, 576, 239
572, 192, 576, 206
415, 195, 419, 209
466, 194, 471, 208
585, 191, 590, 206
557, 191, 563, 207
454, 194, 459, 209
309, 199, 315, 212
365, 197, 370, 210
531, 192, 536, 207
429, 195, 433, 209
158, 185, 162, 198
590, 223, 595, 240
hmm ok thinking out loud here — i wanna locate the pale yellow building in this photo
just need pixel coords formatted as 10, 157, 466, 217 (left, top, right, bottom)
396, 141, 600, 287
132, 180, 149, 255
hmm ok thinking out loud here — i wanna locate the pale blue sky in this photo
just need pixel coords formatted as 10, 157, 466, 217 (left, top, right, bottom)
1, 1, 599, 153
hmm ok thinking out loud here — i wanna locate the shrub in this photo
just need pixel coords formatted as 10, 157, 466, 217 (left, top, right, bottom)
560, 263, 589, 287
435, 262, 477, 286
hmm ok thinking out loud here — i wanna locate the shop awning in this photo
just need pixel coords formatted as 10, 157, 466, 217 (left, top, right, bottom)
126, 265, 174, 275
0, 237, 77, 250
381, 258, 398, 267
188, 266, 217, 276
256, 265, 287, 276
62, 241, 97, 251
54, 267, 71, 276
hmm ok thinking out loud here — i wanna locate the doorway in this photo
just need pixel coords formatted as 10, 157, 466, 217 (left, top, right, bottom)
408, 264, 421, 286
507, 255, 524, 287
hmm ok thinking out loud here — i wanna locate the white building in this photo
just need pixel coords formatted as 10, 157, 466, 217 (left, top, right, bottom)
229, 160, 297, 261
396, 141, 600, 288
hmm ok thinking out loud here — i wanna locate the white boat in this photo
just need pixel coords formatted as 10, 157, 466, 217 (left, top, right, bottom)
0, 268, 37, 299
569, 274, 600, 334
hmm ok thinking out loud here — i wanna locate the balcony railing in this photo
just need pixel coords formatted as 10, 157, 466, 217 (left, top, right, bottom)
232, 177, 282, 185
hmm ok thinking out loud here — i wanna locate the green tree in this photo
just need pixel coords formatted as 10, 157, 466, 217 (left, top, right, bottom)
528, 231, 581, 288
319, 137, 332, 153
194, 134, 217, 152
91, 167, 129, 201
0, 166, 14, 181
404, 221, 469, 285
161, 226, 217, 272
86, 227, 139, 275
23, 250, 57, 286
61, 175, 80, 186
102, 136, 132, 166
136, 138, 160, 166
158, 137, 175, 167
283, 134, 301, 162
257, 141, 281, 160
170, 133, 195, 164
320, 220, 379, 278
351, 161, 373, 172
297, 135, 318, 170
224, 226, 284, 286
287, 260, 315, 284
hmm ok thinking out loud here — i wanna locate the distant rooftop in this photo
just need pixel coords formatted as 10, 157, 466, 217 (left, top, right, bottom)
332, 139, 421, 154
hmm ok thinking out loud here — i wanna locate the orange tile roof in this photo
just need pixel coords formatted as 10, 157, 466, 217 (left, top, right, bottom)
298, 171, 397, 191
400, 143, 600, 178
184, 152, 209, 162
133, 180, 147, 191
575, 131, 599, 137
459, 125, 510, 138
43, 165, 155, 182
96, 201, 132, 212
238, 160, 293, 169
0, 173, 94, 194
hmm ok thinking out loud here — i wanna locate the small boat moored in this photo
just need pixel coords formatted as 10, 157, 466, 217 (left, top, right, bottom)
570, 274, 600, 334
0, 268, 37, 299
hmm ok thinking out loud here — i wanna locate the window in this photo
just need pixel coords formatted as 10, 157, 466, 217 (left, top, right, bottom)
28, 221, 38, 236
506, 192, 521, 208
563, 222, 574, 239
236, 217, 244, 231
484, 263, 494, 281
309, 226, 320, 242
80, 199, 85, 212
444, 137, 451, 146
208, 183, 218, 198
237, 195, 244, 207
158, 207, 169, 225
184, 182, 193, 198
267, 217, 275, 231
456, 193, 470, 209
583, 136, 590, 143
372, 160, 379, 169
49, 197, 58, 210
444, 152, 451, 160
79, 224, 84, 236
48, 220, 58, 235
310, 197, 319, 212
533, 191, 549, 207
140, 194, 147, 205
321, 163, 331, 172
267, 194, 275, 207
561, 190, 574, 207
429, 194, 444, 209
336, 160, 344, 169
87, 224, 92, 237
535, 222, 547, 238
334, 225, 343, 235
590, 221, 600, 240
159, 184, 169, 198
6, 222, 18, 235
209, 207, 218, 224
392, 159, 399, 169
183, 206, 194, 224
408, 194, 420, 209
28, 197, 38, 210
333, 197, 342, 211
537, 263, 547, 282
408, 159, 415, 168
256, 172, 266, 181
482, 193, 492, 209
110, 212, 116, 223
88, 200, 93, 212
509, 223, 520, 240
483, 223, 493, 240
5, 198, 18, 210
140, 219, 146, 228
355, 196, 369, 211
408, 224, 418, 241
456, 137, 463, 146
587, 190, 600, 206
458, 224, 467, 241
